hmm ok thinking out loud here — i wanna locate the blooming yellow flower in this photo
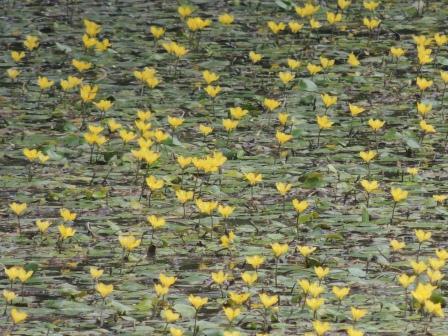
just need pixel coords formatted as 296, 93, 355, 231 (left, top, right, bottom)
391, 187, 408, 202
58, 224, 76, 240
351, 307, 367, 321
246, 255, 265, 269
348, 52, 360, 67
188, 294, 208, 310
96, 282, 113, 298
271, 242, 289, 258
219, 13, 234, 25
245, 172, 262, 185
118, 235, 141, 251
11, 308, 27, 324
259, 293, 278, 308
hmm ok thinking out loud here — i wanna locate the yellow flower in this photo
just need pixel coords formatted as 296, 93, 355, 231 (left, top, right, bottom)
390, 187, 408, 202
195, 199, 218, 215
275, 182, 292, 196
220, 231, 236, 249
271, 242, 289, 258
4, 266, 21, 281
360, 179, 378, 193
327, 12, 342, 25
427, 269, 444, 283
363, 17, 380, 30
313, 320, 331, 336
162, 309, 180, 323
263, 98, 281, 111
17, 268, 33, 283
94, 99, 113, 112
176, 189, 194, 204
211, 270, 228, 285
295, 3, 320, 17
390, 47, 405, 58
359, 150, 377, 163
321, 93, 337, 108
162, 41, 188, 58
417, 102, 432, 116
11, 51, 25, 62
433, 194, 448, 204
38, 76, 54, 90
314, 266, 330, 280
435, 249, 448, 260
119, 130, 136, 144
424, 300, 444, 317
407, 167, 419, 176
332, 286, 350, 300
186, 17, 211, 31
178, 5, 193, 18
411, 283, 435, 303
219, 13, 234, 25
428, 258, 444, 271
96, 282, 113, 298
204, 85, 221, 98
241, 271, 258, 286
338, 0, 351, 10
363, 0, 379, 11
245, 172, 262, 185
259, 293, 278, 308
434, 33, 447, 47
306, 297, 324, 311
288, 21, 304, 33
307, 63, 322, 75
416, 77, 433, 91
397, 274, 415, 288
188, 294, 208, 310
10, 202, 27, 216
278, 71, 295, 85
410, 260, 427, 274
351, 307, 367, 321
349, 103, 365, 116
316, 115, 333, 129
348, 52, 360, 67
217, 204, 234, 218
287, 59, 301, 70
292, 199, 308, 213
390, 239, 405, 251
3, 289, 17, 303
228, 106, 247, 120
202, 70, 219, 84
7, 68, 20, 80
11, 308, 27, 324
297, 245, 316, 257
229, 291, 250, 305
419, 120, 436, 134
441, 71, 448, 83
150, 26, 165, 39
246, 255, 265, 269
415, 229, 431, 243
167, 116, 184, 129
84, 19, 101, 36
72, 59, 92, 72
58, 224, 76, 240
417, 46, 433, 65
60, 208, 77, 222
36, 219, 51, 233
278, 112, 289, 126
320, 56, 335, 69
80, 84, 99, 102
159, 274, 177, 288
118, 235, 141, 251
154, 284, 169, 297
147, 215, 166, 229
275, 131, 293, 145
267, 21, 286, 34
222, 119, 239, 132
170, 327, 184, 336
89, 266, 104, 280
24, 35, 39, 50
346, 327, 364, 336
82, 34, 98, 48
249, 51, 262, 63
368, 118, 385, 132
